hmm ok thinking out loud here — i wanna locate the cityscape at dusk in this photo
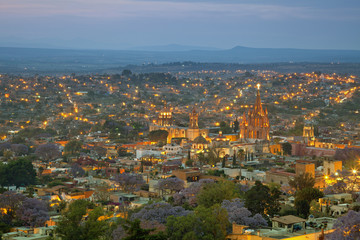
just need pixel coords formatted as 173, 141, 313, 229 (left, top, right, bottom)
1, 0, 360, 240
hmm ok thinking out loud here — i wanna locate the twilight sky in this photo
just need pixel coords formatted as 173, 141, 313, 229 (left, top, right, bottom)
0, 0, 359, 50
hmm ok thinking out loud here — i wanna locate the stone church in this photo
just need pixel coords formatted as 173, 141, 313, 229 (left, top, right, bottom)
149, 107, 209, 143
239, 84, 270, 141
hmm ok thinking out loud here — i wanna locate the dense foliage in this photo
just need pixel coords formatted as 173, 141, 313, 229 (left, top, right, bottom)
115, 173, 145, 192
56, 199, 110, 240
131, 202, 190, 224
155, 177, 184, 196
0, 159, 36, 187
221, 199, 267, 228
327, 210, 360, 240
197, 181, 238, 208
0, 192, 49, 229
148, 130, 169, 143
35, 143, 61, 161
166, 205, 229, 240
244, 181, 281, 218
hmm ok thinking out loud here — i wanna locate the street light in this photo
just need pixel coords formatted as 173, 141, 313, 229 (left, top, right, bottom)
352, 169, 357, 175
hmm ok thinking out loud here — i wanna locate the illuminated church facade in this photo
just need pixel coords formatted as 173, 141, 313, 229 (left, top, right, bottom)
239, 84, 270, 141
149, 107, 209, 143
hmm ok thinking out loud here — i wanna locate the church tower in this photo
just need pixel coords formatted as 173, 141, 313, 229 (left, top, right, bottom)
187, 107, 200, 141
189, 107, 199, 129
303, 125, 315, 146
239, 84, 270, 141
157, 104, 173, 127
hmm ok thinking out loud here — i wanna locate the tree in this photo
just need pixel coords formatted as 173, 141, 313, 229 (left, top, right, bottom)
244, 181, 281, 217
221, 199, 267, 228
2, 150, 13, 161
122, 69, 132, 77
324, 181, 347, 195
289, 173, 315, 191
0, 163, 7, 187
197, 152, 207, 166
10, 144, 28, 156
112, 219, 166, 240
56, 200, 110, 240
197, 181, 237, 208
117, 147, 130, 157
35, 144, 61, 161
155, 177, 184, 196
295, 199, 310, 218
0, 192, 48, 228
115, 173, 145, 193
64, 140, 82, 156
327, 210, 360, 240
16, 198, 49, 227
173, 179, 214, 207
0, 191, 26, 222
233, 119, 239, 133
282, 142, 292, 155
93, 182, 111, 203
166, 205, 229, 240
279, 205, 297, 216
0, 159, 36, 187
237, 149, 245, 164
309, 200, 322, 217
294, 187, 323, 218
232, 151, 237, 166
122, 219, 166, 240
296, 187, 324, 204
207, 146, 222, 166
220, 121, 232, 134
185, 159, 193, 167
148, 130, 168, 143
69, 163, 85, 177
131, 202, 190, 224
0, 143, 11, 155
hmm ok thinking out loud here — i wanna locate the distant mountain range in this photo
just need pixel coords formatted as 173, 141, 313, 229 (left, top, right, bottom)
0, 45, 359, 74
128, 44, 222, 51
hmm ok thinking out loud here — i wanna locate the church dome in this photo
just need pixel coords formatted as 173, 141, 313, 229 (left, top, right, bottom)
193, 135, 208, 144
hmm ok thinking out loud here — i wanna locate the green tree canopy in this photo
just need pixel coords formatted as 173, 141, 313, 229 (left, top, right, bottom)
166, 205, 229, 240
64, 140, 83, 156
289, 173, 315, 191
148, 130, 168, 143
121, 219, 166, 240
281, 142, 292, 155
197, 181, 237, 208
294, 187, 324, 218
244, 181, 281, 218
117, 147, 130, 157
0, 159, 36, 187
220, 121, 232, 134
56, 199, 110, 240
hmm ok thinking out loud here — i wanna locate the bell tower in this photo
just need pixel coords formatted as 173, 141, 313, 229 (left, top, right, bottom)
157, 103, 173, 126
189, 107, 199, 129
187, 107, 200, 141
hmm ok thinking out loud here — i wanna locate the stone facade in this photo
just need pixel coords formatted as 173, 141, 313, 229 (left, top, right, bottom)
150, 107, 209, 143
239, 85, 270, 141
